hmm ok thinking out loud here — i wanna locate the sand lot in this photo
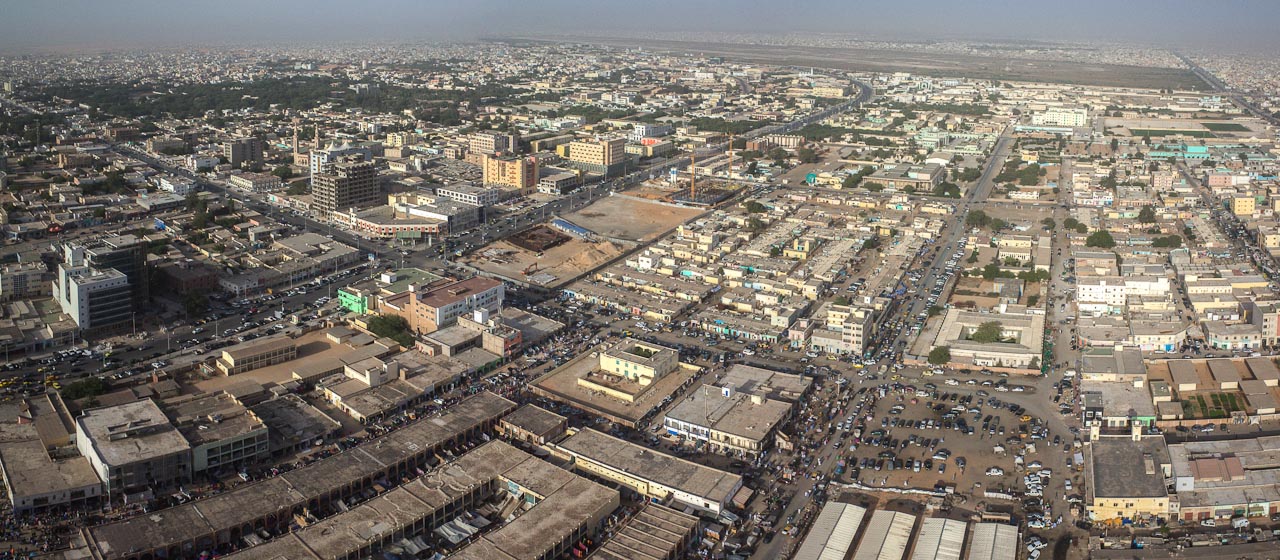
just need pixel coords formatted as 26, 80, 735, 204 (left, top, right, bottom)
464, 236, 626, 288
562, 194, 705, 242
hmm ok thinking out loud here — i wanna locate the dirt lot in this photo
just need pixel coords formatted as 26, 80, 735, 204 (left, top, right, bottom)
561, 194, 705, 242
839, 381, 1079, 511
463, 236, 627, 288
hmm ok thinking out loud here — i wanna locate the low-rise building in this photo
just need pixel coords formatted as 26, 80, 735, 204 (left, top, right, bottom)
75, 399, 192, 496
556, 428, 744, 518
215, 338, 298, 376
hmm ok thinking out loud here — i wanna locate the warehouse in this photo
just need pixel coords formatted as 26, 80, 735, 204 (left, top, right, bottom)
793, 501, 867, 560
852, 510, 917, 560
910, 518, 966, 560
965, 523, 1019, 560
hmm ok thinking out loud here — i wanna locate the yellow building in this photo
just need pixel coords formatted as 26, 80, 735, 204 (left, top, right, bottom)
599, 338, 678, 386
1087, 436, 1171, 523
568, 137, 627, 176
481, 154, 539, 194
1231, 195, 1256, 217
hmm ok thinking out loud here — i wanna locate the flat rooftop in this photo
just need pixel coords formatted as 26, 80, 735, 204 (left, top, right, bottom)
1089, 437, 1169, 500
165, 392, 264, 447
559, 428, 742, 506
0, 440, 100, 499
501, 404, 567, 439
85, 392, 515, 560
248, 394, 342, 453
77, 399, 190, 467
531, 346, 697, 428
666, 382, 791, 443
720, 363, 812, 403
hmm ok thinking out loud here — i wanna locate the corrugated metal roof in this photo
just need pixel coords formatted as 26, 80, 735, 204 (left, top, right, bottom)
910, 518, 966, 560
793, 502, 867, 560
966, 523, 1019, 560
853, 510, 917, 560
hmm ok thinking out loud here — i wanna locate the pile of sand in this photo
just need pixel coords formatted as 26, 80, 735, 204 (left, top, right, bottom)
565, 241, 621, 269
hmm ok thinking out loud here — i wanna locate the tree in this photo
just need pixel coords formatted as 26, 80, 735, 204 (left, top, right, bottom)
1138, 206, 1156, 224
928, 346, 952, 365
1086, 230, 1116, 249
796, 147, 819, 164
1110, 138, 1119, 152
61, 377, 108, 400
969, 321, 1004, 343
743, 200, 767, 214
863, 182, 884, 192
834, 296, 851, 306
861, 237, 881, 251
272, 166, 295, 180
286, 182, 308, 196
981, 262, 1000, 280
1040, 217, 1056, 231
927, 305, 944, 317
769, 246, 782, 257
183, 293, 209, 318
966, 210, 990, 229
746, 217, 765, 232
367, 314, 415, 347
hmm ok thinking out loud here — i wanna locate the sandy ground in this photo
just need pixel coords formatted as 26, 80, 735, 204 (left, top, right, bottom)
464, 236, 626, 288
562, 195, 705, 242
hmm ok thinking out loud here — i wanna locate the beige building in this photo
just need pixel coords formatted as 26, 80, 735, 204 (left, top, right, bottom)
481, 154, 539, 194
311, 156, 381, 215
568, 137, 628, 176
215, 338, 298, 375
598, 338, 678, 386
1087, 436, 1171, 523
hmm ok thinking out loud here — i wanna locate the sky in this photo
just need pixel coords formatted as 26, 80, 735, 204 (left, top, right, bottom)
1, 0, 1278, 53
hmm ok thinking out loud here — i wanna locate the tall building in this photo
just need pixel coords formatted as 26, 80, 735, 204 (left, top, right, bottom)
468, 131, 519, 156
309, 141, 374, 179
52, 257, 131, 332
481, 154, 539, 194
221, 137, 263, 168
77, 235, 149, 306
311, 156, 382, 215
567, 137, 628, 177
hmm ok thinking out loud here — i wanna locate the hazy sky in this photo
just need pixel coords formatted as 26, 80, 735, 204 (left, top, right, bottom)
2, 0, 1278, 52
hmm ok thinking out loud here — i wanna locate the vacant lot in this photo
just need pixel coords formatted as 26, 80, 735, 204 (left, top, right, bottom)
464, 236, 626, 288
562, 194, 705, 242
1201, 122, 1249, 132
1130, 128, 1212, 138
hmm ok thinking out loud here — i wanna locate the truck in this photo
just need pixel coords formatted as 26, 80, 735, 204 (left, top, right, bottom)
1231, 517, 1250, 529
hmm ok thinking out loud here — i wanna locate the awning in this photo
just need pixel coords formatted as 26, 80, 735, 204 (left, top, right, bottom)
731, 486, 755, 509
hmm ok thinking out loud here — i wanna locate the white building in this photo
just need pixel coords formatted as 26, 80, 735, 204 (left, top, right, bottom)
1031, 107, 1088, 127
52, 251, 131, 330
158, 176, 196, 196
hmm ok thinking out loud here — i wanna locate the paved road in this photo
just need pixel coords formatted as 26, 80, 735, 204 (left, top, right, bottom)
884, 128, 1015, 354
1173, 52, 1280, 127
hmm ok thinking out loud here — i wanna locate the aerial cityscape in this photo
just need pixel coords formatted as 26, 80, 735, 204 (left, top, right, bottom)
2, 1, 1280, 560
